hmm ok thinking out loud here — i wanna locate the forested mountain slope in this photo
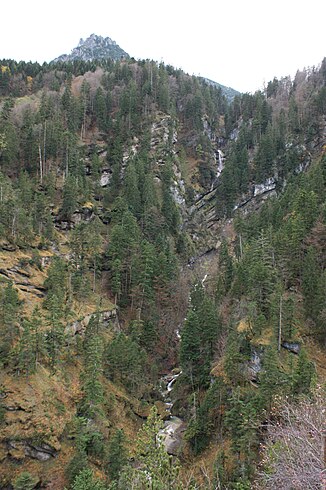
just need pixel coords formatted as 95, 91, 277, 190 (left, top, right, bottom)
0, 53, 325, 489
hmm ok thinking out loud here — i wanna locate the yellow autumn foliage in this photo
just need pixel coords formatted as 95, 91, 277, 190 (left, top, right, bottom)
26, 76, 33, 89
237, 318, 250, 333
1, 65, 10, 74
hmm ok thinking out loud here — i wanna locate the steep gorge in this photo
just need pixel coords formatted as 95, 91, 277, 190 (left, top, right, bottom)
0, 54, 325, 489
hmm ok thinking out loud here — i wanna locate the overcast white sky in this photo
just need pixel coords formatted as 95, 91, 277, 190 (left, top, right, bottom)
1, 0, 325, 93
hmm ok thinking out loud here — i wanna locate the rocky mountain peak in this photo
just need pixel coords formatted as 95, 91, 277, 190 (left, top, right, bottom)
52, 33, 129, 63
78, 33, 116, 48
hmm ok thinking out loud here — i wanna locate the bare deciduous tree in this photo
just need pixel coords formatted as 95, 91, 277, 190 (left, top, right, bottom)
254, 386, 326, 489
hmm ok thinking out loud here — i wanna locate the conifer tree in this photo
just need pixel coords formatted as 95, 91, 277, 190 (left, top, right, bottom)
142, 171, 157, 215
288, 96, 300, 134
136, 240, 156, 314
61, 175, 77, 220
13, 471, 39, 490
302, 246, 323, 325
45, 293, 65, 371
16, 317, 37, 376
219, 240, 233, 292
161, 162, 179, 234
107, 210, 141, 303
79, 314, 104, 416
180, 285, 219, 389
0, 281, 20, 364
180, 309, 202, 389
66, 418, 90, 485
259, 346, 285, 409
186, 378, 227, 454
111, 258, 122, 305
82, 332, 104, 417
71, 468, 107, 490
224, 387, 260, 463
107, 428, 128, 481
254, 123, 275, 181
104, 333, 146, 395
291, 348, 316, 395
94, 87, 108, 132
124, 160, 141, 218
135, 406, 181, 489
44, 257, 68, 312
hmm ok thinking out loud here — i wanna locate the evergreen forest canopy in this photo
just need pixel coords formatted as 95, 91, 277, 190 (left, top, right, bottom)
0, 52, 325, 489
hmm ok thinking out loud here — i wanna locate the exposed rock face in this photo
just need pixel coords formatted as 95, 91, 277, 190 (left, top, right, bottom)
171, 180, 186, 206
151, 115, 177, 149
0, 373, 72, 469
0, 266, 46, 298
55, 205, 94, 230
158, 371, 185, 456
254, 177, 276, 197
282, 341, 301, 354
247, 349, 263, 381
0, 250, 52, 309
121, 137, 140, 177
7, 441, 57, 461
100, 170, 111, 187
233, 186, 277, 215
53, 34, 129, 63
160, 416, 185, 455
65, 308, 119, 336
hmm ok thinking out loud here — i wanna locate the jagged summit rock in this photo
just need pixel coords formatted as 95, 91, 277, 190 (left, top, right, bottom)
52, 33, 129, 63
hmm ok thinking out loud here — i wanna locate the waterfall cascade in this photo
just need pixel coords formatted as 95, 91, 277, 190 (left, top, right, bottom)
217, 149, 224, 176
159, 371, 184, 455
210, 148, 225, 190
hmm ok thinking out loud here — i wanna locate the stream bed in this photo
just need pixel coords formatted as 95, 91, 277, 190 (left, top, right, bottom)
159, 371, 185, 455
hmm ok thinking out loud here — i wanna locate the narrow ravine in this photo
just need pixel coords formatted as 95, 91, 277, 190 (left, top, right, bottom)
159, 370, 184, 455
157, 262, 216, 456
